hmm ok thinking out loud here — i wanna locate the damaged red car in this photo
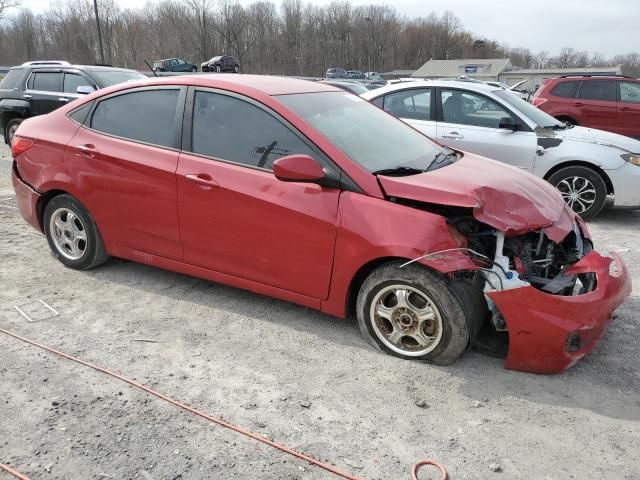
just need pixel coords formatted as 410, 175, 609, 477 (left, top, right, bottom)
10, 75, 632, 373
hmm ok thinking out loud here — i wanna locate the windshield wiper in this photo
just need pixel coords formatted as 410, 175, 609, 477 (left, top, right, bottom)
372, 166, 424, 176
426, 149, 458, 172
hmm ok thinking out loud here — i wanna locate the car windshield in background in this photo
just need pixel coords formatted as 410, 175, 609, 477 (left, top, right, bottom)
277, 91, 443, 173
494, 90, 563, 129
0, 69, 23, 89
88, 69, 146, 87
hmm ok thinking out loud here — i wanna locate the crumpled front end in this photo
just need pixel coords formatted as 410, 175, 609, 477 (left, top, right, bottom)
487, 251, 631, 373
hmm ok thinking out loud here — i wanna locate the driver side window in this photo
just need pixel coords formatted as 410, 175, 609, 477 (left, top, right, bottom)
440, 89, 513, 129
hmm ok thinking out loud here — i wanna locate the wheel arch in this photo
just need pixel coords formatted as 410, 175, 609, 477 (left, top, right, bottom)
37, 189, 70, 230
543, 160, 614, 195
554, 115, 578, 125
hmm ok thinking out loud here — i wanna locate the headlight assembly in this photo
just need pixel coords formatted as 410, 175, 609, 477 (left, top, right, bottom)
621, 153, 640, 166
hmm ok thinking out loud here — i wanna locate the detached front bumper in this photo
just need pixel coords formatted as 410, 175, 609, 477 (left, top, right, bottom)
11, 161, 42, 232
486, 251, 631, 374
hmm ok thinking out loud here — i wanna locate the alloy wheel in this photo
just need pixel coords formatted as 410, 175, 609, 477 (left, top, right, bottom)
369, 285, 443, 356
49, 207, 88, 260
556, 176, 596, 214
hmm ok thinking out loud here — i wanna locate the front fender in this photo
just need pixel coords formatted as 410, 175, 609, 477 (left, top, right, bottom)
534, 140, 626, 177
321, 191, 477, 317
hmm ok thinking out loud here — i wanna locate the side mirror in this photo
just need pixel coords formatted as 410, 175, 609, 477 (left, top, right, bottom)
273, 154, 326, 183
498, 116, 517, 131
77, 85, 96, 95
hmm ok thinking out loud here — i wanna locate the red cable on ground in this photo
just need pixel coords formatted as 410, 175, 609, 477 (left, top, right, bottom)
0, 463, 32, 480
412, 459, 448, 480
0, 326, 447, 480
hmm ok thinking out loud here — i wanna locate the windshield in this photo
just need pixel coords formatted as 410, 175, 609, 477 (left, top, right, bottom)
88, 69, 146, 87
277, 91, 442, 172
494, 90, 563, 129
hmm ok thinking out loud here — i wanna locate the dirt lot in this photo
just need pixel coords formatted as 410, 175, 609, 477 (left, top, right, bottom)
1, 141, 639, 480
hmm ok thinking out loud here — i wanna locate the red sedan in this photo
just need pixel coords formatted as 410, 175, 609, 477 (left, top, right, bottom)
10, 75, 631, 373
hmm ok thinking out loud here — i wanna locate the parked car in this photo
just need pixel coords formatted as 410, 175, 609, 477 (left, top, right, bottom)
0, 61, 145, 144
362, 80, 640, 219
365, 72, 384, 81
201, 55, 240, 73
10, 75, 630, 373
485, 80, 530, 101
531, 75, 640, 138
326, 68, 348, 79
318, 79, 369, 95
347, 70, 365, 79
152, 58, 198, 73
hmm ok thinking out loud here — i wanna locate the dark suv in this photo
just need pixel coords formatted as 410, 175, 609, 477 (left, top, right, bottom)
200, 55, 240, 73
532, 74, 640, 138
152, 58, 198, 72
0, 61, 145, 144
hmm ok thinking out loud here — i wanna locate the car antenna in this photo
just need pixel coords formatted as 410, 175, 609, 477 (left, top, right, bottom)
144, 60, 158, 78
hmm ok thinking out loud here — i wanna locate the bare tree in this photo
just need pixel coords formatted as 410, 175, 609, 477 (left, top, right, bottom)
0, 0, 19, 19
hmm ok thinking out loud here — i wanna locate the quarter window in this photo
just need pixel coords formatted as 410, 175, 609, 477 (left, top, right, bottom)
63, 73, 92, 94
382, 88, 431, 121
91, 89, 180, 148
190, 91, 317, 170
577, 80, 616, 102
619, 81, 640, 104
440, 89, 513, 128
550, 81, 579, 98
30, 72, 62, 92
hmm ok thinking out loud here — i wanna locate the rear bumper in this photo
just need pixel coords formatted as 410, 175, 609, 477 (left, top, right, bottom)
487, 251, 631, 374
11, 161, 42, 232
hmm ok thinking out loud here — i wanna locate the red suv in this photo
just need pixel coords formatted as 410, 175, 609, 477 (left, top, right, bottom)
531, 75, 640, 138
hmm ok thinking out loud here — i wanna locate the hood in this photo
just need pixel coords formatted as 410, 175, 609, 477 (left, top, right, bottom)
377, 154, 575, 242
554, 126, 640, 153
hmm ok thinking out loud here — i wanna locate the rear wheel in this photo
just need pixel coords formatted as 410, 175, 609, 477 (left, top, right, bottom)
547, 165, 607, 220
5, 118, 23, 145
356, 262, 471, 365
191, 66, 197, 72
43, 194, 109, 270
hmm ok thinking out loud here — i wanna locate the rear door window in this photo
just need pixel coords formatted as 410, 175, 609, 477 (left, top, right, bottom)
190, 90, 318, 170
577, 80, 616, 102
90, 89, 180, 148
619, 81, 640, 104
550, 81, 579, 98
382, 88, 431, 121
30, 72, 62, 92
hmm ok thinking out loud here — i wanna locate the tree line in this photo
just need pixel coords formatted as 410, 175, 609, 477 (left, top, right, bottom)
0, 0, 638, 77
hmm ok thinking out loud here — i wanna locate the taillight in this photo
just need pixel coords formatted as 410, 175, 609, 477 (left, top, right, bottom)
11, 136, 34, 157
531, 97, 548, 107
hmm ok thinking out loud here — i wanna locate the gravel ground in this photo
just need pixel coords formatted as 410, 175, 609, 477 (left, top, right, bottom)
1, 142, 639, 480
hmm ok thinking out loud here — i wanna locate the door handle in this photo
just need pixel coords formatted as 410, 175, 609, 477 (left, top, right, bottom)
620, 107, 632, 112
23, 94, 32, 99
185, 173, 219, 189
441, 132, 464, 140
58, 97, 70, 102
572, 102, 584, 107
75, 144, 98, 158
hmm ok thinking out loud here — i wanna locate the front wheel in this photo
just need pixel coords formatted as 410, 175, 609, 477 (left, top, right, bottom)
215, 65, 222, 73
233, 64, 240, 73
43, 194, 109, 270
356, 262, 471, 365
191, 66, 197, 72
547, 165, 607, 220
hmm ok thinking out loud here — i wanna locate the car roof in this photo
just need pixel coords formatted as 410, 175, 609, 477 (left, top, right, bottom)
360, 79, 498, 99
102, 74, 341, 96
9, 64, 139, 74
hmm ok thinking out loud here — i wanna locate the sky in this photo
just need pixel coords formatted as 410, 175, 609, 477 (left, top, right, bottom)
12, 0, 640, 58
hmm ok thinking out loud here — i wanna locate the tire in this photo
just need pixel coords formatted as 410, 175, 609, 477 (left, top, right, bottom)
215, 65, 222, 73
43, 194, 109, 270
233, 64, 240, 73
555, 116, 577, 126
356, 261, 471, 365
191, 66, 197, 72
547, 165, 607, 220
5, 117, 23, 145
